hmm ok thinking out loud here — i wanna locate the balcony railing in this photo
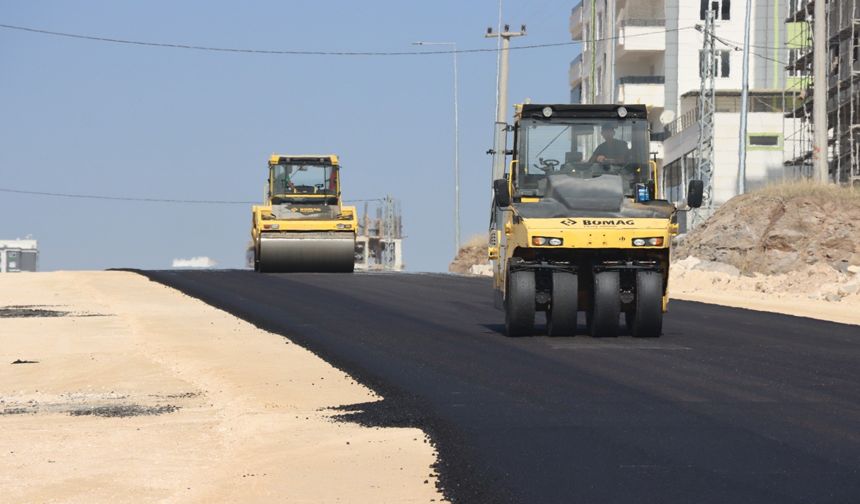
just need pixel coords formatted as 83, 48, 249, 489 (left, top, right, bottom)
620, 18, 666, 27
665, 108, 700, 138
618, 75, 665, 85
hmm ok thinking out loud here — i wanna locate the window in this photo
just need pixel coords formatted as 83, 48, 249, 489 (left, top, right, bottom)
271, 163, 337, 201
700, 0, 731, 20
787, 48, 806, 78
830, 44, 840, 76
516, 117, 651, 198
700, 50, 731, 78
748, 134, 782, 150
854, 33, 859, 63
596, 66, 603, 97
719, 50, 730, 77
716, 95, 740, 112
582, 23, 588, 51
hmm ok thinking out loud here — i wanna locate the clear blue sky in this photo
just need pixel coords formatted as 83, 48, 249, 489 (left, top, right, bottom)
0, 0, 577, 272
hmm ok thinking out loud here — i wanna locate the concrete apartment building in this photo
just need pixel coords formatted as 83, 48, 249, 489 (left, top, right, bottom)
570, 0, 791, 206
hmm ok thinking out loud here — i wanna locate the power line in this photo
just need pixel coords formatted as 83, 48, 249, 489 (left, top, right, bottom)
707, 29, 789, 66
0, 22, 695, 56
0, 186, 384, 205
0, 186, 257, 204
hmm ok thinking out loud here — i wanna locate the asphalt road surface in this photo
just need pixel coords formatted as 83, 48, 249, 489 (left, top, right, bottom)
141, 270, 860, 504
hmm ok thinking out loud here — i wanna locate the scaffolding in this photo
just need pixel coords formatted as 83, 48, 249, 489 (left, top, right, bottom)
785, 0, 860, 187
355, 196, 404, 271
783, 0, 814, 178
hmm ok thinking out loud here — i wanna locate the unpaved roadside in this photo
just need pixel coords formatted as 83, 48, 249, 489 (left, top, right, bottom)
670, 262, 860, 326
0, 271, 444, 503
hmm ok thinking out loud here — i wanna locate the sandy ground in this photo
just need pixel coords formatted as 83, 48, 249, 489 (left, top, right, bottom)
0, 271, 444, 504
670, 260, 860, 326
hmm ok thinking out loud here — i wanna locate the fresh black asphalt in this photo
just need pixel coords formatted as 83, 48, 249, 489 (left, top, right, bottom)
139, 270, 860, 504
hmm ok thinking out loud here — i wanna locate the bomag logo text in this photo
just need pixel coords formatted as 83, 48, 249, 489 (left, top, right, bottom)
582, 219, 635, 226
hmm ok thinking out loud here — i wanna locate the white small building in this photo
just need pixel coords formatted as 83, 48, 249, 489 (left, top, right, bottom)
0, 239, 38, 273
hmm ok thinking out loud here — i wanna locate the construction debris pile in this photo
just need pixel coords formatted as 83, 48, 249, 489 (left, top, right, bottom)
674, 182, 860, 303
449, 236, 491, 276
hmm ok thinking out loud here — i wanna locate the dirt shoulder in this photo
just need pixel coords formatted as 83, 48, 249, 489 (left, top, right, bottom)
0, 271, 443, 503
670, 258, 860, 326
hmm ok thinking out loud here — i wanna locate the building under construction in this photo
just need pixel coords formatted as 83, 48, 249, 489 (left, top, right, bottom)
0, 239, 38, 273
785, 0, 860, 187
354, 196, 404, 271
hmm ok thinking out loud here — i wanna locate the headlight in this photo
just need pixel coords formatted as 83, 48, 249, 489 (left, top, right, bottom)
617, 106, 628, 118
632, 237, 663, 247
532, 236, 563, 246
336, 223, 352, 229
542, 106, 553, 118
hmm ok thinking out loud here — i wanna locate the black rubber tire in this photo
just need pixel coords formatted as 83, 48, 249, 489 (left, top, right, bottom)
630, 270, 663, 338
505, 270, 536, 337
547, 271, 578, 337
588, 271, 620, 338
624, 311, 634, 332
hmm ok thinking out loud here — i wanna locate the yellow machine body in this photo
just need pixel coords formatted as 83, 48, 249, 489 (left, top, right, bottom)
251, 154, 357, 273
489, 103, 692, 337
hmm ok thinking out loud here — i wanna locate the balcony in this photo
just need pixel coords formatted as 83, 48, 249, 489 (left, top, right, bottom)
570, 2, 583, 40
570, 54, 583, 86
616, 76, 665, 108
617, 18, 666, 51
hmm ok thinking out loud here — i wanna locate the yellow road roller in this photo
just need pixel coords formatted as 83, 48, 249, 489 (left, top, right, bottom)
251, 154, 357, 273
489, 104, 703, 337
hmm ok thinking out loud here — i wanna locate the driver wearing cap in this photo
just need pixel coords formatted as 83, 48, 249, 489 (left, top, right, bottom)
588, 124, 630, 164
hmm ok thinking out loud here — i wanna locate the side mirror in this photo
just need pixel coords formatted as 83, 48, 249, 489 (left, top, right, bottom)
687, 180, 704, 208
493, 178, 511, 207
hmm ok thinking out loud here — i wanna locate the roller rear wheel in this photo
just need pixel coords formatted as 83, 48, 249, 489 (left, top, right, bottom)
628, 270, 663, 338
505, 270, 536, 337
588, 271, 620, 338
547, 271, 578, 337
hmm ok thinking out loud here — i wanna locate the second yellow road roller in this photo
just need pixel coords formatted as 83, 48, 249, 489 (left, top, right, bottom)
251, 154, 357, 272
489, 104, 703, 337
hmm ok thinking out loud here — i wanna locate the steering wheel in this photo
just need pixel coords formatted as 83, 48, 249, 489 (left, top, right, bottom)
534, 158, 560, 172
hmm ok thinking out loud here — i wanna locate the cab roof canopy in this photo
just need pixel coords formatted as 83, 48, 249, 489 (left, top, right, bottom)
518, 104, 647, 121
269, 154, 339, 166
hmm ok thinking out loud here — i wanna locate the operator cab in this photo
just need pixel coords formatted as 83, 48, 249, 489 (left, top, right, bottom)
269, 156, 340, 206
513, 105, 652, 201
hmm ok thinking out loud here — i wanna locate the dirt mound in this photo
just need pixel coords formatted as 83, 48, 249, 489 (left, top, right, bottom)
675, 182, 860, 275
449, 235, 491, 275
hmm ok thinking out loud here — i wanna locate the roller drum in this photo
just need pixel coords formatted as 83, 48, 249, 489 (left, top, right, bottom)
259, 232, 355, 273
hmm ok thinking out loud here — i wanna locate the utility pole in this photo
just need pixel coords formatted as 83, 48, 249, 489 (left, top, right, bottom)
812, 0, 829, 183
413, 41, 460, 253
694, 9, 716, 227
737, 0, 752, 195
486, 24, 526, 182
